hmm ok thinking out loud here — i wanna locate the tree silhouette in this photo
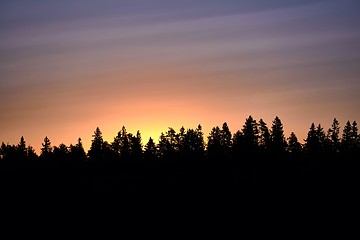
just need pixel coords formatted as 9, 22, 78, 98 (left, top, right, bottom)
342, 121, 358, 154
88, 127, 104, 165
270, 116, 287, 156
232, 130, 244, 162
111, 131, 122, 160
144, 137, 157, 161
53, 143, 69, 168
158, 128, 178, 161
220, 122, 232, 161
119, 126, 131, 161
40, 136, 52, 160
1, 116, 359, 195
305, 123, 319, 156
207, 126, 223, 162
242, 115, 259, 157
287, 132, 302, 156
17, 136, 27, 156
258, 119, 271, 154
69, 138, 87, 168
179, 125, 205, 163
325, 118, 340, 154
130, 131, 143, 161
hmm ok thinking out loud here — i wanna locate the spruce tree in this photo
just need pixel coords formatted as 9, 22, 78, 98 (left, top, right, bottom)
242, 115, 259, 156
144, 137, 157, 161
88, 127, 104, 162
40, 136, 52, 160
270, 116, 287, 154
259, 119, 271, 153
287, 132, 302, 155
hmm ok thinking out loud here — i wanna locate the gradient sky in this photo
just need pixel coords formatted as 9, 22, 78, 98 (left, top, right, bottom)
1, 0, 360, 152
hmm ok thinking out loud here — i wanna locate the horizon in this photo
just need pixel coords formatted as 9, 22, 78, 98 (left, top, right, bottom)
2, 116, 357, 154
1, 0, 360, 153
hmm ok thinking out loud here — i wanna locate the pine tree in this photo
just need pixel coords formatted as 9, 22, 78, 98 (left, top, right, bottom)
17, 136, 27, 155
195, 124, 205, 161
144, 137, 157, 161
316, 124, 326, 149
131, 130, 143, 161
232, 130, 244, 161
220, 122, 232, 160
270, 116, 287, 154
259, 119, 271, 152
88, 127, 104, 162
327, 118, 340, 153
351, 121, 358, 148
207, 126, 223, 162
242, 115, 259, 156
342, 121, 352, 152
342, 121, 359, 153
157, 128, 177, 160
287, 132, 302, 155
53, 143, 69, 165
40, 136, 52, 160
120, 126, 131, 160
305, 123, 316, 154
70, 138, 87, 167
111, 131, 122, 159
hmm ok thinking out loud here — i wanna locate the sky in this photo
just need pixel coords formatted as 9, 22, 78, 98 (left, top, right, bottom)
1, 0, 360, 152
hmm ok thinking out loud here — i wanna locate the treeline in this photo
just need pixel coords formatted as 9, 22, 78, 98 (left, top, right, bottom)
1, 116, 359, 169
1, 115, 359, 194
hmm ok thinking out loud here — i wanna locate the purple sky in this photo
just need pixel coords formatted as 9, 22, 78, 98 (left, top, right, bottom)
1, 0, 360, 152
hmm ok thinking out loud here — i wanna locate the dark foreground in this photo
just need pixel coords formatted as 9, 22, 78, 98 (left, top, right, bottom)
1, 156, 357, 199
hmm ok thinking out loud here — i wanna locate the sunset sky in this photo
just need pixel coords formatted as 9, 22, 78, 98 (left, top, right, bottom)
1, 0, 360, 152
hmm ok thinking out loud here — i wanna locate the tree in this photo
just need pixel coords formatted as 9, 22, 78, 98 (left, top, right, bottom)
316, 124, 326, 149
111, 131, 122, 159
15, 136, 28, 166
259, 119, 271, 153
88, 127, 104, 163
53, 143, 69, 167
342, 120, 359, 153
69, 138, 87, 167
287, 132, 302, 155
342, 121, 352, 152
305, 123, 325, 155
17, 136, 27, 156
232, 130, 244, 162
131, 130, 143, 161
40, 136, 52, 160
242, 115, 259, 156
270, 116, 287, 155
220, 122, 232, 160
351, 121, 358, 150
120, 126, 131, 161
326, 118, 340, 153
194, 124, 205, 161
144, 137, 157, 161
207, 126, 223, 162
27, 146, 38, 162
157, 128, 177, 160
180, 125, 205, 162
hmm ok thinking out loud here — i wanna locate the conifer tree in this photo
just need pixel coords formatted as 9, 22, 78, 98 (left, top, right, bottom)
270, 116, 287, 154
131, 130, 143, 161
287, 132, 302, 155
242, 115, 259, 156
259, 119, 271, 152
144, 137, 157, 161
40, 136, 52, 159
326, 118, 340, 153
88, 127, 104, 162
207, 126, 223, 161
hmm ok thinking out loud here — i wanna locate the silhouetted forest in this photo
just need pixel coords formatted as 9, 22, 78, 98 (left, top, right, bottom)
1, 116, 359, 196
